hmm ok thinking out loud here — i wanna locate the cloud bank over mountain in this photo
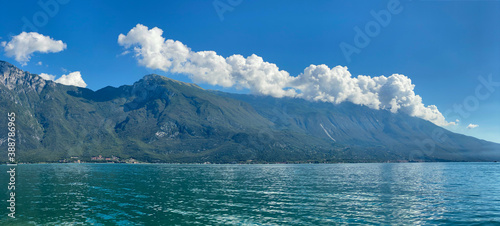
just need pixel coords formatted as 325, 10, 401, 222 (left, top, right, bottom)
39, 71, 87, 88
118, 24, 454, 126
1, 32, 66, 65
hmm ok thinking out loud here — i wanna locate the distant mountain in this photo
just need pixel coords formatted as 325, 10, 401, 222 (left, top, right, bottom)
1, 60, 499, 163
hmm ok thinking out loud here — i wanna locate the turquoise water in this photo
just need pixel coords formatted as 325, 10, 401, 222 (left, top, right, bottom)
1, 163, 500, 225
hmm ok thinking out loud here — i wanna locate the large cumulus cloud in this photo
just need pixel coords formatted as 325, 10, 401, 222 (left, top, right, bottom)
118, 24, 454, 126
1, 32, 66, 65
292, 66, 451, 126
118, 24, 295, 98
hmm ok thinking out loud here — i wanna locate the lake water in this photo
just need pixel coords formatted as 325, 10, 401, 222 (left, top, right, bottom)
1, 163, 499, 225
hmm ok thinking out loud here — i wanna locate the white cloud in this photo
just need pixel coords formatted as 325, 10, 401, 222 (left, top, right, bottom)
2, 32, 66, 65
118, 24, 454, 126
118, 24, 295, 98
39, 73, 56, 81
55, 71, 87, 88
291, 66, 454, 126
37, 61, 43, 66
467, 124, 479, 129
38, 71, 87, 88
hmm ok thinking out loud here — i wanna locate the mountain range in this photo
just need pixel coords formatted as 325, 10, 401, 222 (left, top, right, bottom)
1, 60, 499, 163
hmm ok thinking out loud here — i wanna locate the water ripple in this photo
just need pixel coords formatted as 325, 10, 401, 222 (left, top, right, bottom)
0, 163, 499, 225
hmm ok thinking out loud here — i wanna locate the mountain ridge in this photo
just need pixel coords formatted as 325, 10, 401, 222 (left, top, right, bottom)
1, 60, 499, 163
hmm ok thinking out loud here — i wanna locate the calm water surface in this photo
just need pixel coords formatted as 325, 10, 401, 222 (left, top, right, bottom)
1, 163, 500, 225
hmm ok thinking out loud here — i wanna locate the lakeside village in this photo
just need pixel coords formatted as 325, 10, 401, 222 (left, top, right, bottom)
58, 155, 140, 164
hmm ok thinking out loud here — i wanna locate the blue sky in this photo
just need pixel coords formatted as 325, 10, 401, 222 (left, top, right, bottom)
0, 0, 499, 142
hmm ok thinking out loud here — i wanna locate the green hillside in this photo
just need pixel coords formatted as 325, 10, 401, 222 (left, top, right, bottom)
1, 61, 499, 163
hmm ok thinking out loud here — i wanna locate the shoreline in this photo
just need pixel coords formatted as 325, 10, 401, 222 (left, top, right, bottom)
1, 160, 494, 166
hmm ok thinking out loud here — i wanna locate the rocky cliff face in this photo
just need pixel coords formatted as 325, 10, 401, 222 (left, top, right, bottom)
1, 60, 499, 163
0, 61, 51, 93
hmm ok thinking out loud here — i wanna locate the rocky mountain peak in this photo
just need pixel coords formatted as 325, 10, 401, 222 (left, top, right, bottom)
0, 60, 52, 93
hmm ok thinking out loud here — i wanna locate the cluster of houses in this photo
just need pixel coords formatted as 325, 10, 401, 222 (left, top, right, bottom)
91, 155, 119, 161
58, 156, 140, 164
